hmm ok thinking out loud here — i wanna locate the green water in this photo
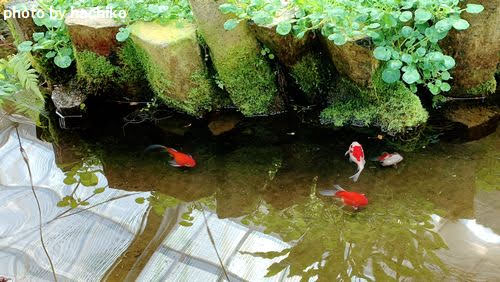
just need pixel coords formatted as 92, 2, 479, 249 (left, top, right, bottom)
52, 115, 499, 282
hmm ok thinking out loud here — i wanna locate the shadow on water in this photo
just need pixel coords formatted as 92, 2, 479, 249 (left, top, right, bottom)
46, 108, 500, 281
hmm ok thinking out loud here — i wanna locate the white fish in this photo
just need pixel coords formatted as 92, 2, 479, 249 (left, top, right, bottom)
374, 152, 403, 167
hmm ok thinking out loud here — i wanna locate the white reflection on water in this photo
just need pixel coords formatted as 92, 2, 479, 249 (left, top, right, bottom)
462, 219, 500, 244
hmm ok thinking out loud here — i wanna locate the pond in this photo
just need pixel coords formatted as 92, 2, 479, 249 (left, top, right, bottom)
0, 111, 499, 281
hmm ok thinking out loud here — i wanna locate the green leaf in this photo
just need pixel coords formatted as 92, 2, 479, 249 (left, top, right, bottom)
45, 51, 57, 59
402, 68, 420, 84
135, 197, 145, 204
224, 19, 239, 30
388, 59, 403, 69
400, 26, 413, 38
382, 67, 401, 83
440, 82, 451, 92
252, 11, 273, 26
328, 33, 346, 45
57, 200, 69, 207
63, 176, 77, 185
80, 172, 99, 187
443, 55, 456, 69
33, 32, 45, 42
466, 4, 484, 14
94, 187, 106, 194
59, 47, 72, 57
414, 9, 432, 22
219, 3, 237, 14
453, 19, 470, 30
382, 13, 397, 28
399, 11, 412, 22
441, 71, 451, 80
116, 27, 130, 42
401, 53, 413, 64
373, 46, 391, 61
54, 55, 72, 68
179, 221, 193, 227
368, 23, 380, 29
435, 19, 452, 33
416, 47, 426, 57
276, 21, 292, 36
18, 41, 33, 52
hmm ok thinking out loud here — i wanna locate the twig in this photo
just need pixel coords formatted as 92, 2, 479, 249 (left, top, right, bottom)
14, 124, 58, 282
196, 203, 231, 281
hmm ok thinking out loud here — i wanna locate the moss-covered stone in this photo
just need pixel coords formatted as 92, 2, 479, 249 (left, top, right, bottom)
290, 52, 336, 103
130, 21, 216, 116
189, 0, 280, 116
320, 71, 428, 134
441, 0, 499, 97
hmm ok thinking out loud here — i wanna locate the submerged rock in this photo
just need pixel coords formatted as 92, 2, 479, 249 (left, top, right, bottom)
51, 82, 88, 129
444, 105, 499, 141
189, 0, 282, 116
130, 21, 216, 116
207, 112, 241, 136
441, 0, 500, 97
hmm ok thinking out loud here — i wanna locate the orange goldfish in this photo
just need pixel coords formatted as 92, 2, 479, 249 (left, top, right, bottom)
319, 185, 368, 210
145, 145, 196, 168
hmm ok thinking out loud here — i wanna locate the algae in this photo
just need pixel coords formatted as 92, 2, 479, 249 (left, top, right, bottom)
290, 52, 335, 103
465, 77, 497, 96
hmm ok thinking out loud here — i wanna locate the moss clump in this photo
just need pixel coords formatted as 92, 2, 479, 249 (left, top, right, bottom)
216, 46, 278, 116
75, 50, 117, 87
465, 78, 496, 96
116, 41, 146, 85
290, 52, 335, 102
320, 72, 428, 134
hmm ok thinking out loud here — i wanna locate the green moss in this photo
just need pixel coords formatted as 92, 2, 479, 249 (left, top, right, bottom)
320, 71, 428, 134
75, 50, 117, 87
290, 52, 335, 102
133, 43, 214, 116
465, 78, 496, 96
216, 47, 278, 116
116, 41, 146, 85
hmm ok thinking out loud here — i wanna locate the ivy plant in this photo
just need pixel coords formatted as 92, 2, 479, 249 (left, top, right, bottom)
220, 0, 484, 105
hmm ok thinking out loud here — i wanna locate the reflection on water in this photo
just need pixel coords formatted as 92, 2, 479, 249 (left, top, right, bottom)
1, 114, 499, 281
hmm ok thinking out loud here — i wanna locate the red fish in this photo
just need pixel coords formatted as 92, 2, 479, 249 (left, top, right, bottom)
319, 185, 368, 210
145, 145, 196, 168
345, 141, 365, 182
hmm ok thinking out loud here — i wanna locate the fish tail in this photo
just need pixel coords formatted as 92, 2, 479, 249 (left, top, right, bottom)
349, 169, 362, 182
144, 144, 168, 153
319, 185, 344, 197
333, 185, 345, 192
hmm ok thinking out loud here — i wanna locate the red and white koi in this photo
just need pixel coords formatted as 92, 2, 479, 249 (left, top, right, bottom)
374, 152, 403, 167
345, 141, 365, 182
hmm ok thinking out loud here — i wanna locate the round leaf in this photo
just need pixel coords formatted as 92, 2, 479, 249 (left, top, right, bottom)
135, 197, 145, 204
443, 55, 456, 69
453, 19, 470, 30
414, 9, 432, 22
382, 67, 401, 83
402, 68, 421, 84
18, 41, 33, 52
400, 26, 413, 38
328, 33, 346, 45
399, 11, 412, 22
435, 19, 452, 33
388, 59, 403, 69
373, 46, 391, 61
401, 53, 413, 64
276, 21, 292, 36
224, 19, 239, 30
54, 55, 72, 68
466, 4, 484, 14
440, 82, 451, 92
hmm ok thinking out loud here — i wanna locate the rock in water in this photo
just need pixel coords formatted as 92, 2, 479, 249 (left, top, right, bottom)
208, 113, 241, 136
444, 105, 499, 141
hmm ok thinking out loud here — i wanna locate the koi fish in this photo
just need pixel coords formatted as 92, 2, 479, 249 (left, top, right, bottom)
345, 141, 365, 182
373, 152, 403, 167
145, 145, 196, 168
319, 185, 368, 210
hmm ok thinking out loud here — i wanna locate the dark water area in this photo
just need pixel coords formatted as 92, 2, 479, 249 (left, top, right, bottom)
43, 105, 500, 281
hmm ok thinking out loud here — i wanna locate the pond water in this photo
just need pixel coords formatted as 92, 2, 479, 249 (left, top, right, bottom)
1, 110, 499, 281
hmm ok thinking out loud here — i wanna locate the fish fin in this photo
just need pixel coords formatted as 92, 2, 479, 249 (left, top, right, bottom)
169, 160, 182, 167
144, 144, 168, 153
345, 150, 350, 156
319, 190, 336, 196
333, 185, 345, 192
349, 169, 362, 182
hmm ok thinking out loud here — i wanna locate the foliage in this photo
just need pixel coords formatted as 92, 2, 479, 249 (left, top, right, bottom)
0, 53, 44, 122
14, 0, 193, 69
220, 0, 484, 104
